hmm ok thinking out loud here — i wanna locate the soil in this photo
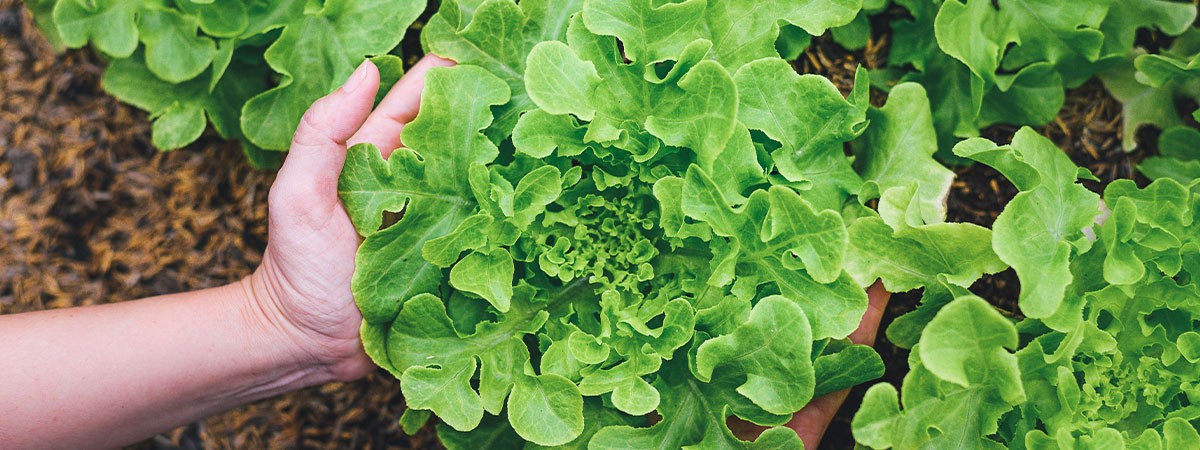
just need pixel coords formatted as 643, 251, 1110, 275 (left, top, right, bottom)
0, 1, 1165, 449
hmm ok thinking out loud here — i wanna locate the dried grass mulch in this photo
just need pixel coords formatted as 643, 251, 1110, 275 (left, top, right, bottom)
0, 2, 440, 449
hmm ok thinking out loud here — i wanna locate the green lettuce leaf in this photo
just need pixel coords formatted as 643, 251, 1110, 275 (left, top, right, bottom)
583, 0, 863, 70
241, 0, 426, 150
852, 82, 955, 224
853, 296, 1024, 450
734, 58, 869, 205
339, 65, 509, 324
422, 0, 584, 139
101, 49, 268, 161
1101, 29, 1200, 151
955, 127, 1101, 320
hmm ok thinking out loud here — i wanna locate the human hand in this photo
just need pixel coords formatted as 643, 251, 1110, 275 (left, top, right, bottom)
730, 282, 892, 448
247, 55, 455, 382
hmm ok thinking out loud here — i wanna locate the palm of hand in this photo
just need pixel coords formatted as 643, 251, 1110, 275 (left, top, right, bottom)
256, 195, 364, 379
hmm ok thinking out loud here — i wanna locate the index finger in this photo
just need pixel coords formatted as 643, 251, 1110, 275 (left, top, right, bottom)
347, 54, 457, 157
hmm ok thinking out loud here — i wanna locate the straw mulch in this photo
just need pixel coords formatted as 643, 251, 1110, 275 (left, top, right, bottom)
0, 2, 439, 448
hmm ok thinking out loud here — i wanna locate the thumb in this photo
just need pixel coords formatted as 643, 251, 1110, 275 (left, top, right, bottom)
278, 60, 380, 195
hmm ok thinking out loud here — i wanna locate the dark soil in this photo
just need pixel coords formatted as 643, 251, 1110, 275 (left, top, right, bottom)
0, 1, 1166, 449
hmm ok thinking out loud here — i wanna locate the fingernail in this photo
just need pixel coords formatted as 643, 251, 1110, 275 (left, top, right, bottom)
343, 60, 370, 94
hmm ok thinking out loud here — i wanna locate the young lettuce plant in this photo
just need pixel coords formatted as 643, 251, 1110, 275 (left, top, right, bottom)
876, 0, 1197, 157
332, 0, 989, 447
853, 129, 1200, 449
28, 0, 425, 168
1100, 27, 1200, 183
1101, 27, 1200, 152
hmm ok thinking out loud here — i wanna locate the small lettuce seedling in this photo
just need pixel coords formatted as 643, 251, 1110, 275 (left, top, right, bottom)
30, 0, 426, 168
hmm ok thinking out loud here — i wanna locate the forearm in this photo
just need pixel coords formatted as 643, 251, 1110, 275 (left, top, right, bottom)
0, 277, 333, 449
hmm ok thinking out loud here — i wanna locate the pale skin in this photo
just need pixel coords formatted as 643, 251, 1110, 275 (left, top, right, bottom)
0, 54, 891, 450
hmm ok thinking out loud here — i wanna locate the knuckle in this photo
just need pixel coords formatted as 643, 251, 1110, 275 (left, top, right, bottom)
382, 107, 414, 128
290, 99, 339, 149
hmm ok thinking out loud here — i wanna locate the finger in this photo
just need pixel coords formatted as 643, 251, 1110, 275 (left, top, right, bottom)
790, 281, 892, 448
790, 389, 852, 449
850, 281, 892, 346
348, 54, 457, 157
279, 60, 381, 196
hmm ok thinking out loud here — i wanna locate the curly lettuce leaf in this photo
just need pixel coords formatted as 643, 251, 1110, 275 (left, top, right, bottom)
734, 58, 869, 206
241, 0, 425, 151
846, 185, 1005, 292
887, 0, 980, 155
812, 341, 885, 398
582, 0, 863, 70
421, 0, 584, 139
136, 8, 217, 83
678, 167, 865, 339
955, 128, 1101, 320
101, 49, 270, 165
695, 297, 814, 416
52, 0, 149, 58
524, 18, 738, 172
339, 65, 509, 323
852, 82, 955, 224
853, 296, 1024, 449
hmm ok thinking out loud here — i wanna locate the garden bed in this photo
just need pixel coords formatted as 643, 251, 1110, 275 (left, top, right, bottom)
0, 0, 1164, 448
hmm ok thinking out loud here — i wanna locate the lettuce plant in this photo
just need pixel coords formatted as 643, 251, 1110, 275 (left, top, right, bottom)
853, 128, 1200, 449
1099, 21, 1200, 184
27, 0, 426, 168
875, 0, 1197, 156
326, 0, 1032, 447
1100, 27, 1200, 184
1140, 128, 1200, 188
1101, 28, 1200, 151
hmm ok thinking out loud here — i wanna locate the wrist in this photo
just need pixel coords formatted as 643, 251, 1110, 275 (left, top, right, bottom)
239, 257, 371, 383
232, 274, 341, 388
